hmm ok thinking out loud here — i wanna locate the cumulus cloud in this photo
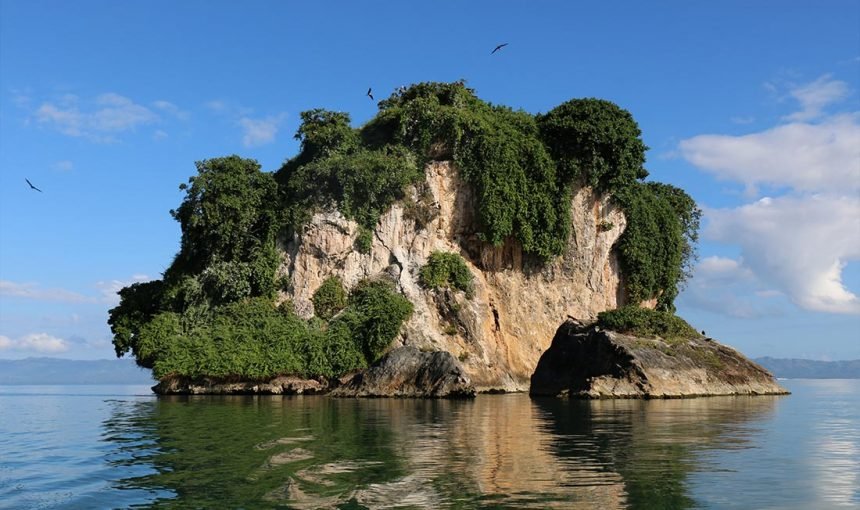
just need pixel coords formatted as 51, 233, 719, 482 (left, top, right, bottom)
0, 333, 69, 353
0, 280, 95, 303
34, 93, 157, 142
679, 73, 860, 316
679, 113, 860, 193
239, 114, 287, 147
705, 195, 860, 314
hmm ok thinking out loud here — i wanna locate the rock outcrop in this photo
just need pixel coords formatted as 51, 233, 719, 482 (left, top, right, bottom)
278, 161, 630, 392
153, 375, 335, 395
530, 319, 789, 398
331, 347, 476, 398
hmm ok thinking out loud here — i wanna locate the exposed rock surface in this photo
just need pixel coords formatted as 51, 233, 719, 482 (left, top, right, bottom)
530, 320, 789, 398
279, 161, 631, 392
152, 375, 335, 395
331, 346, 476, 398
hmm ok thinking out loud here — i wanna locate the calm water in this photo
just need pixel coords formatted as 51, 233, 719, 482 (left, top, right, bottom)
0, 381, 858, 509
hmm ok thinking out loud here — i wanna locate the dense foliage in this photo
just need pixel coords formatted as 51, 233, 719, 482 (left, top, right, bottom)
419, 251, 474, 296
312, 276, 347, 320
123, 280, 411, 380
110, 81, 701, 379
597, 306, 701, 340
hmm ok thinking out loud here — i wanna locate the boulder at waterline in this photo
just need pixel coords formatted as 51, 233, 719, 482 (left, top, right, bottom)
530, 319, 788, 398
332, 346, 476, 398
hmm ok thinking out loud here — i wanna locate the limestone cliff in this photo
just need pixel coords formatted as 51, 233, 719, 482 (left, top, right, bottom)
277, 161, 630, 392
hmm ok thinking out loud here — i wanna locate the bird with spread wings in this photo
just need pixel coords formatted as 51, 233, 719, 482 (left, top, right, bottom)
25, 178, 42, 192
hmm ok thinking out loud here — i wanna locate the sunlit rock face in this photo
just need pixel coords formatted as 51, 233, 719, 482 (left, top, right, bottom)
530, 319, 790, 398
278, 161, 629, 392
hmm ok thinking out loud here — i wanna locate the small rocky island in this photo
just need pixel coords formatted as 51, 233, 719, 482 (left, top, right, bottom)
530, 316, 787, 398
109, 81, 784, 399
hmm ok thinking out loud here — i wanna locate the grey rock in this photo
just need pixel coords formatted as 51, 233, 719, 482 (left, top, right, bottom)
152, 375, 335, 395
332, 346, 476, 398
530, 319, 789, 398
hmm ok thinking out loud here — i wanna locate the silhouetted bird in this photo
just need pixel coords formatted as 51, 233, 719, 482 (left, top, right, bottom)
367, 88, 374, 101
491, 43, 509, 54
25, 178, 42, 192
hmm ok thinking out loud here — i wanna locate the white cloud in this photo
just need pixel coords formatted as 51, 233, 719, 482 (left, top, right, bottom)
239, 114, 287, 147
783, 74, 850, 122
0, 280, 95, 303
34, 93, 157, 142
153, 129, 169, 141
705, 195, 860, 314
679, 113, 860, 194
2, 275, 151, 305
679, 72, 860, 316
95, 274, 150, 305
730, 116, 755, 125
0, 333, 69, 353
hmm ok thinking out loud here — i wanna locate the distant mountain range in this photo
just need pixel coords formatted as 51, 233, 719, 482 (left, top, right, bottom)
0, 358, 154, 385
754, 357, 860, 379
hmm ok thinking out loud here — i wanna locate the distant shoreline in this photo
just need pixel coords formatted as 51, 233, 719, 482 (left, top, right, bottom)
1, 357, 857, 385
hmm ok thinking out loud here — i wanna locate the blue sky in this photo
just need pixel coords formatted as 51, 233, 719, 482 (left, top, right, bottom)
1, 1, 858, 361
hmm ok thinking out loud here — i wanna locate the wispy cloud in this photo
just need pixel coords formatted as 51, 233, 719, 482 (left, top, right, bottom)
680, 256, 783, 318
239, 114, 287, 147
783, 74, 850, 122
95, 275, 150, 305
0, 280, 95, 303
1, 274, 151, 305
152, 99, 189, 120
0, 333, 69, 353
53, 160, 74, 172
34, 93, 158, 142
205, 99, 286, 147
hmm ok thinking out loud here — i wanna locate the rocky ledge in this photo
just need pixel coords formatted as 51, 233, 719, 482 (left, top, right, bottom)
530, 319, 789, 398
153, 375, 336, 395
153, 347, 475, 398
331, 347, 475, 398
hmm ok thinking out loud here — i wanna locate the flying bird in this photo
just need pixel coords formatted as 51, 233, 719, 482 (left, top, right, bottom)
25, 178, 42, 192
491, 43, 509, 54
367, 88, 374, 101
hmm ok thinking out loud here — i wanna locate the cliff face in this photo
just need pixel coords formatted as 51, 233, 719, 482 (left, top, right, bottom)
278, 161, 629, 392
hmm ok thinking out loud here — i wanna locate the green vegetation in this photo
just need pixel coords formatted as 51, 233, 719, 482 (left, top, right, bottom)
121, 280, 410, 380
110, 81, 700, 379
419, 251, 474, 296
597, 306, 701, 340
312, 276, 347, 320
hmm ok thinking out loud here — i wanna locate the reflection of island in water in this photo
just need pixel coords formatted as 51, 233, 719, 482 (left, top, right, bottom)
101, 394, 780, 509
